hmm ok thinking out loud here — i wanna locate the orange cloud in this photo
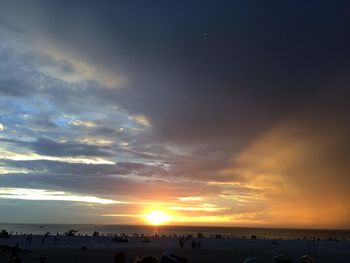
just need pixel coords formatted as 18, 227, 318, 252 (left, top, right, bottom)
220, 89, 350, 228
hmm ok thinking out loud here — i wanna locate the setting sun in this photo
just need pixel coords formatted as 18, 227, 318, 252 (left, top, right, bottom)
145, 211, 171, 225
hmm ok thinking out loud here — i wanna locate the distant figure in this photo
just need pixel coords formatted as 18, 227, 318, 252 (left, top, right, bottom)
179, 237, 184, 248
197, 240, 201, 250
191, 240, 197, 250
26, 234, 32, 249
272, 240, 279, 245
135, 256, 158, 263
197, 233, 204, 238
114, 252, 126, 263
25, 236, 30, 246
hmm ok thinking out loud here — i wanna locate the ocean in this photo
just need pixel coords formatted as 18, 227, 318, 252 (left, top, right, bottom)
1, 223, 349, 240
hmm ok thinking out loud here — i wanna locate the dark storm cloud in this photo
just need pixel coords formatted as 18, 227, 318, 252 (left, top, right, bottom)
1, 0, 349, 165
3, 1, 349, 146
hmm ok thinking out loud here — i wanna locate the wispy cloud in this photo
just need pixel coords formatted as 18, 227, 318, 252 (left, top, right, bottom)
0, 187, 122, 205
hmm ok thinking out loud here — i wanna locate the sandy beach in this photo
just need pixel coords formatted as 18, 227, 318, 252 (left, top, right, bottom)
1, 235, 350, 263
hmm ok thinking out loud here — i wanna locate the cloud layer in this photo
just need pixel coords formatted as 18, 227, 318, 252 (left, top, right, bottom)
0, 1, 349, 228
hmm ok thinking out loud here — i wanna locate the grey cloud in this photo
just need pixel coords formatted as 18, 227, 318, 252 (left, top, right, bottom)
30, 114, 57, 129
3, 1, 347, 146
0, 159, 166, 178
59, 60, 76, 74
31, 137, 114, 157
91, 127, 118, 137
0, 137, 113, 157
0, 171, 216, 199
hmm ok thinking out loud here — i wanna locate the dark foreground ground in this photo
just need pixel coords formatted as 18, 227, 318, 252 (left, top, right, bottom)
1, 235, 350, 262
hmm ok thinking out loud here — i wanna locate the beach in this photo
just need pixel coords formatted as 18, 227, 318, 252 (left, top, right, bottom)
1, 234, 350, 263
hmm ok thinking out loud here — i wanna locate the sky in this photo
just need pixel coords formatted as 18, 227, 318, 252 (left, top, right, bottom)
0, 0, 350, 229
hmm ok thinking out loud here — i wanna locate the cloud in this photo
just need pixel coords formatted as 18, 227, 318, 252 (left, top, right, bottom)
69, 120, 97, 128
0, 159, 166, 178
220, 86, 350, 228
0, 187, 119, 204
0, 1, 350, 226
1, 137, 113, 157
30, 114, 57, 129
3, 0, 341, 145
178, 196, 203, 202
129, 115, 151, 128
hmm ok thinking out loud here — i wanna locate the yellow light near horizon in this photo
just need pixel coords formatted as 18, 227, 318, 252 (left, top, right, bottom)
145, 211, 171, 225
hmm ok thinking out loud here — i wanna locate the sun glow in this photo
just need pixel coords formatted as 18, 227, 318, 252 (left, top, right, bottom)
145, 211, 171, 225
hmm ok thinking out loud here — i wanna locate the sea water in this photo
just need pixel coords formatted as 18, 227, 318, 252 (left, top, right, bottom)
0, 223, 349, 240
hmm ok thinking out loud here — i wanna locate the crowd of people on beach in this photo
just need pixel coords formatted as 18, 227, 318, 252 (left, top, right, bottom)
1, 229, 326, 263
178, 235, 201, 251
7, 244, 49, 263
7, 244, 317, 263
8, 246, 189, 263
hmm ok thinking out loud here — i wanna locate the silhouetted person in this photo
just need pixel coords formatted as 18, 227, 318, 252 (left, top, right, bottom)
179, 237, 184, 248
114, 252, 126, 263
25, 236, 30, 246
191, 240, 197, 250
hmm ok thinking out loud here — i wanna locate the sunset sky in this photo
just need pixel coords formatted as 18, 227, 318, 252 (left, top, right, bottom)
0, 1, 349, 229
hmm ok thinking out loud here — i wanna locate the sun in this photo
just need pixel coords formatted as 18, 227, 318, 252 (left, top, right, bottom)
145, 211, 171, 225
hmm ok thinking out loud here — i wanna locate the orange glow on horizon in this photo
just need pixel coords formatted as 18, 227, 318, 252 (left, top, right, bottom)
145, 210, 171, 225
